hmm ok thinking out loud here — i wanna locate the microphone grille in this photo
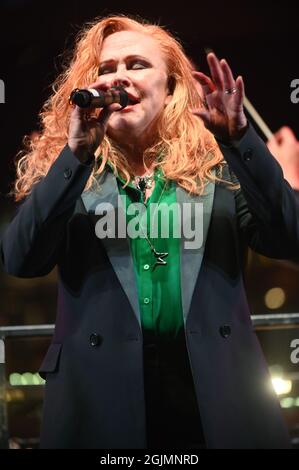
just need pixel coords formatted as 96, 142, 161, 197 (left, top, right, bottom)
69, 89, 92, 108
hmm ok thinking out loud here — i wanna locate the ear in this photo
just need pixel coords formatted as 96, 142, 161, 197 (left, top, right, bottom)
164, 93, 172, 106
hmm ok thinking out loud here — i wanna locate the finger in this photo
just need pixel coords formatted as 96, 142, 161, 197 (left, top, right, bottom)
87, 80, 110, 91
207, 53, 224, 91
70, 105, 90, 120
220, 59, 236, 91
235, 76, 245, 108
275, 126, 298, 144
96, 103, 121, 126
192, 71, 215, 96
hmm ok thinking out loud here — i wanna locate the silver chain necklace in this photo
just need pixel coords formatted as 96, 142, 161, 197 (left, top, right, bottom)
133, 176, 169, 270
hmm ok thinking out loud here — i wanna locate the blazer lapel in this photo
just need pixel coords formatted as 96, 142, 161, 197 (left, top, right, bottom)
176, 180, 215, 323
81, 170, 141, 327
81, 169, 215, 327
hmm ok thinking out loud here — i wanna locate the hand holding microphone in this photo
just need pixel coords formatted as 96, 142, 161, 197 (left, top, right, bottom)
68, 85, 128, 163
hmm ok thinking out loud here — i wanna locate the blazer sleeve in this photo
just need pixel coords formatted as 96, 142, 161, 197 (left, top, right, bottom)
217, 124, 299, 259
1, 145, 94, 278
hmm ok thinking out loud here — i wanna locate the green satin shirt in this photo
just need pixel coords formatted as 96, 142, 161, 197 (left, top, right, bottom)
116, 170, 184, 339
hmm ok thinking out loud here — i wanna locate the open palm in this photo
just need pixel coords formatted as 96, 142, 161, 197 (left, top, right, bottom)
193, 53, 247, 142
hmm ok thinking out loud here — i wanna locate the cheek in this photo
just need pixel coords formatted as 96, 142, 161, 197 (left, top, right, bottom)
137, 71, 168, 95
148, 87, 169, 110
149, 76, 169, 100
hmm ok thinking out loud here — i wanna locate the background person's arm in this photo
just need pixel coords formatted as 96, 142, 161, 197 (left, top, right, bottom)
267, 126, 299, 191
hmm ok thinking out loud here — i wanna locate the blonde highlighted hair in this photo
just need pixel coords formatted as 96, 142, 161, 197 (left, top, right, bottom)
13, 15, 227, 201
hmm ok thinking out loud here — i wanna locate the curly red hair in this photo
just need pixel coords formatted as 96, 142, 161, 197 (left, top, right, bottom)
13, 15, 226, 201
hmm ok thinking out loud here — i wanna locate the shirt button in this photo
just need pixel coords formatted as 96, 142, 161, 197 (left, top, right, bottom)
89, 333, 102, 347
219, 325, 231, 339
243, 149, 253, 161
64, 167, 72, 179
143, 264, 150, 271
144, 297, 150, 305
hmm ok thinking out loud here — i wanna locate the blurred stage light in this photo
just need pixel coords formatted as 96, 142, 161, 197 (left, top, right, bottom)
280, 397, 294, 408
264, 287, 286, 309
272, 377, 292, 395
9, 372, 45, 386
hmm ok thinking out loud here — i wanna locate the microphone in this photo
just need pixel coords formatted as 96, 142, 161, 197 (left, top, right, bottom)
69, 86, 129, 109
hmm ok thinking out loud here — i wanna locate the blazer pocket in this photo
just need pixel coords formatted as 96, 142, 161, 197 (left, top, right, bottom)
39, 343, 62, 379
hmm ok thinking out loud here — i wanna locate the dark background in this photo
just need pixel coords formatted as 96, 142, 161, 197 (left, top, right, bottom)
0, 0, 298, 198
0, 0, 298, 446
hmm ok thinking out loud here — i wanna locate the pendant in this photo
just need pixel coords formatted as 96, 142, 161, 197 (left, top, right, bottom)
135, 176, 154, 193
152, 249, 168, 270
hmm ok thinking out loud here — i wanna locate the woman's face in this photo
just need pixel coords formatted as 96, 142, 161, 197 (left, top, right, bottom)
97, 30, 172, 144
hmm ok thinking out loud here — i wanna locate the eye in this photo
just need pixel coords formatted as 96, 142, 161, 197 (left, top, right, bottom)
98, 66, 114, 76
130, 61, 148, 70
98, 69, 110, 76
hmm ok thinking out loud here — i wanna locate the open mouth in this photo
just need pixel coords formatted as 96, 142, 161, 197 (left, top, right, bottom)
127, 94, 140, 106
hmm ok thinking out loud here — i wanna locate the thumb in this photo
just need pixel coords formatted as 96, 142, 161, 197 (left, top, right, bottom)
192, 109, 211, 128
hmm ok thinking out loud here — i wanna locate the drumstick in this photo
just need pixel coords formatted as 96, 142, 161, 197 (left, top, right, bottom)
243, 96, 274, 140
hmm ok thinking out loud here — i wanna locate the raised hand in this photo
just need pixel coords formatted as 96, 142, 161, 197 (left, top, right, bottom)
193, 52, 247, 142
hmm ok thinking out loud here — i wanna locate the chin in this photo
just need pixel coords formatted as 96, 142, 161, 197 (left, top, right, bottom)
108, 117, 143, 137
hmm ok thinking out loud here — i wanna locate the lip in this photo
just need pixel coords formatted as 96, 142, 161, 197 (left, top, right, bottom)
121, 102, 139, 112
126, 92, 140, 105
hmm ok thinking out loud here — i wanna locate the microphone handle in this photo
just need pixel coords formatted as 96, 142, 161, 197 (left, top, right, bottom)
69, 87, 128, 108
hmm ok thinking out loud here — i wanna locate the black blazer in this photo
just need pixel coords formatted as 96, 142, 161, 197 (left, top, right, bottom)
1, 124, 297, 448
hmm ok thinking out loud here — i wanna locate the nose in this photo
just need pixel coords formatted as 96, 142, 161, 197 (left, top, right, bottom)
111, 67, 131, 89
